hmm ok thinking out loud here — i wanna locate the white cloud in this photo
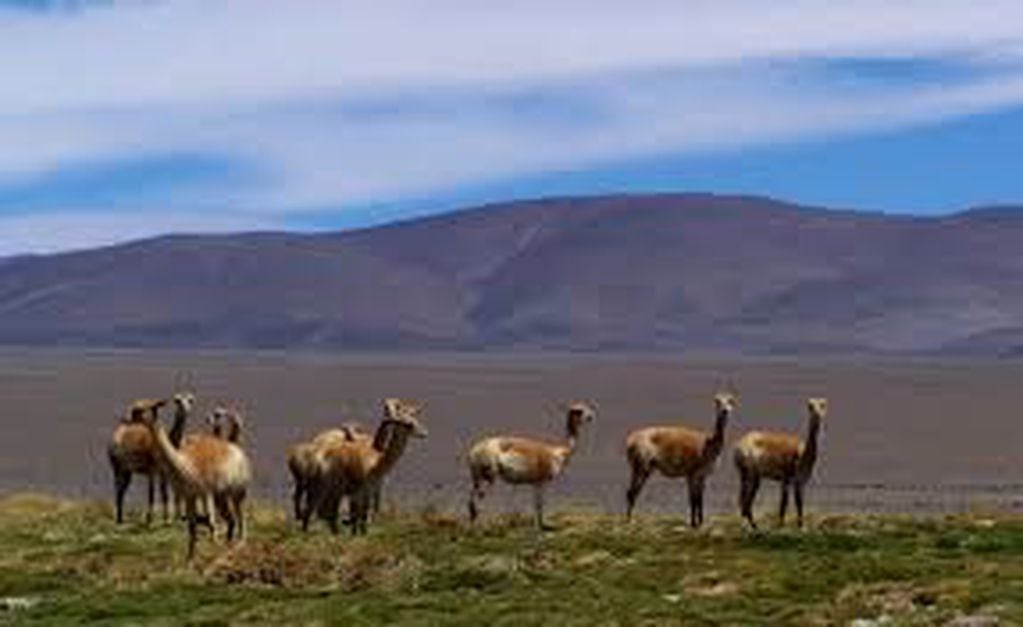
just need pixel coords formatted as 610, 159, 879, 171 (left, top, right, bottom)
3, 0, 1023, 252
0, 209, 285, 256
4, 0, 1023, 113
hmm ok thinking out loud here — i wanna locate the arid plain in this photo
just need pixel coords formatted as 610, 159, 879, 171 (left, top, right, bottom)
2, 349, 1022, 519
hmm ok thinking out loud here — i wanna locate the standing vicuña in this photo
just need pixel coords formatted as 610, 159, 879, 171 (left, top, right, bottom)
625, 392, 736, 527
108, 392, 195, 524
733, 397, 827, 530
135, 398, 252, 559
303, 400, 427, 535
286, 422, 382, 522
467, 402, 596, 530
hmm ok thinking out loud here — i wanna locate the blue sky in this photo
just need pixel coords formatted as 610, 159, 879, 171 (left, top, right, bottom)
3, 1, 1023, 253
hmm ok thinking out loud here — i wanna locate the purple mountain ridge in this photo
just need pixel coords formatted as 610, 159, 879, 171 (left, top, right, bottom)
2, 194, 1022, 355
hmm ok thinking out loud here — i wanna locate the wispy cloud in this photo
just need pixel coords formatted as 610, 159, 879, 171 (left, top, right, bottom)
4, 0, 1023, 112
3, 1, 1023, 252
0, 209, 282, 256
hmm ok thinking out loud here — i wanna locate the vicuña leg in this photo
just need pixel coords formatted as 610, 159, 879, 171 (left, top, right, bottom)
370, 482, 382, 520
112, 466, 131, 524
214, 494, 235, 541
468, 476, 489, 524
291, 478, 306, 521
778, 480, 790, 526
159, 475, 170, 522
625, 466, 650, 521
349, 489, 371, 536
534, 485, 554, 531
184, 498, 199, 561
687, 476, 705, 529
232, 491, 246, 540
740, 473, 761, 530
794, 481, 805, 528
146, 474, 155, 525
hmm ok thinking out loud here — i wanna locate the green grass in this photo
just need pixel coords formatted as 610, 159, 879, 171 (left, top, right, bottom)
0, 494, 1021, 625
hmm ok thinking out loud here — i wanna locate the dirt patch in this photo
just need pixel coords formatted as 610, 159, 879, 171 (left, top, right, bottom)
203, 538, 421, 591
681, 571, 740, 598
205, 540, 330, 587
836, 581, 972, 623
574, 549, 613, 567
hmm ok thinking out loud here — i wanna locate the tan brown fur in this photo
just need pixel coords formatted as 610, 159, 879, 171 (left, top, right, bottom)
733, 398, 827, 529
330, 424, 386, 518
108, 393, 194, 524
303, 400, 426, 535
179, 409, 245, 523
286, 442, 319, 520
467, 402, 596, 529
135, 399, 252, 560
625, 393, 736, 527
286, 422, 380, 522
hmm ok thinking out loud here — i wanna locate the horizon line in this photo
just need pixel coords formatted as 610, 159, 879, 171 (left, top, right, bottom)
4, 189, 1022, 260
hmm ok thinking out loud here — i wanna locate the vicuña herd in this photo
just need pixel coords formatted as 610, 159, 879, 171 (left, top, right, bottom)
107, 388, 826, 559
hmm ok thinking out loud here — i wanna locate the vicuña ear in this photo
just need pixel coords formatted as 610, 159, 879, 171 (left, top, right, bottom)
173, 370, 196, 394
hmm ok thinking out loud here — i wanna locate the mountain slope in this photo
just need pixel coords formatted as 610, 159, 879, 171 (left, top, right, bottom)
2, 194, 1023, 354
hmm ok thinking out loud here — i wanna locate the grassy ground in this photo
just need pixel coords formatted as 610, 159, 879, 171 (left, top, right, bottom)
0, 494, 1021, 625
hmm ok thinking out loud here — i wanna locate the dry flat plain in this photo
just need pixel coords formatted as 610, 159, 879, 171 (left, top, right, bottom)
3, 350, 1023, 624
1, 349, 1022, 518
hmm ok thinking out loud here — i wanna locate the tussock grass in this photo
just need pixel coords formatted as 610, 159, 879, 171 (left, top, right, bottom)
0, 494, 1021, 625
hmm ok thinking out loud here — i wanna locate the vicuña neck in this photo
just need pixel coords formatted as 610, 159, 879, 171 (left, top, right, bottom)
712, 408, 729, 442
371, 420, 394, 452
225, 415, 242, 443
564, 418, 582, 454
169, 406, 189, 448
705, 408, 729, 457
145, 418, 199, 487
801, 416, 821, 467
369, 424, 412, 480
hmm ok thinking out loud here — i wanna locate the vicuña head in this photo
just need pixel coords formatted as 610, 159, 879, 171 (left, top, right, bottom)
564, 401, 596, 441
382, 398, 429, 438
715, 392, 737, 415
208, 406, 245, 443
170, 392, 197, 443
625, 391, 738, 527
172, 392, 196, 415
128, 398, 168, 421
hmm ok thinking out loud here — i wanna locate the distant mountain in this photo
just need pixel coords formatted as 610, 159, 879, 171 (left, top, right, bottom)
2, 193, 1023, 354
